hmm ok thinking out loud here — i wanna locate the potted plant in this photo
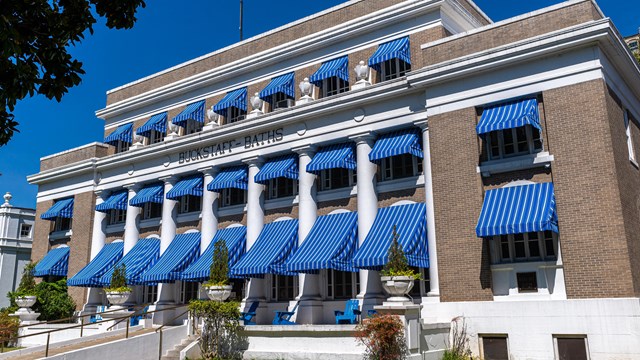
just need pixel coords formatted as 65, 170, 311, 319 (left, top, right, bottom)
105, 264, 131, 308
14, 263, 38, 311
380, 226, 421, 302
203, 240, 233, 302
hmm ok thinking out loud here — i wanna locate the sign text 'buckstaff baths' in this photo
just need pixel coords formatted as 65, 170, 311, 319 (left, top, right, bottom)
177, 128, 284, 164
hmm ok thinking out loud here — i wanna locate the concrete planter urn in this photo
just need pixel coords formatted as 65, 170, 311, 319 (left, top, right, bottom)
12, 296, 40, 323
380, 276, 415, 303
15, 295, 37, 309
106, 291, 131, 308
205, 285, 233, 302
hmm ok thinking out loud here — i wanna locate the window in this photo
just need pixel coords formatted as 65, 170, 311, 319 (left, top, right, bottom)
266, 178, 298, 200
144, 285, 158, 304
108, 209, 126, 225
149, 130, 165, 144
321, 77, 349, 98
379, 153, 423, 181
181, 281, 199, 303
115, 140, 130, 154
270, 275, 298, 302
179, 195, 202, 214
228, 107, 246, 123
493, 231, 557, 263
184, 119, 203, 135
271, 92, 294, 110
54, 217, 72, 232
630, 40, 639, 51
480, 336, 509, 360
221, 188, 246, 207
516, 272, 538, 292
142, 202, 162, 220
554, 336, 589, 360
19, 224, 32, 238
327, 270, 359, 300
320, 168, 356, 191
230, 279, 247, 301
624, 110, 637, 164
380, 58, 410, 81
484, 125, 543, 161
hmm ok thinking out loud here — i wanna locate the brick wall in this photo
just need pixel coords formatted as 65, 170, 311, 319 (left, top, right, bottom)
317, 196, 357, 216
218, 213, 248, 229
66, 191, 97, 308
40, 144, 110, 172
482, 168, 552, 190
106, 232, 125, 243
177, 219, 201, 234
265, 205, 299, 224
378, 187, 425, 208
31, 200, 54, 266
139, 225, 162, 239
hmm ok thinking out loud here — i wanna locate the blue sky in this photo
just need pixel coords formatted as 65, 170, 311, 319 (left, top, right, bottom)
0, 0, 634, 209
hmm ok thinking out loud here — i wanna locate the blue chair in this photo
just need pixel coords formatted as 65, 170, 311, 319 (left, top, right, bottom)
335, 299, 361, 324
89, 305, 107, 323
129, 306, 149, 327
241, 301, 259, 325
273, 302, 300, 325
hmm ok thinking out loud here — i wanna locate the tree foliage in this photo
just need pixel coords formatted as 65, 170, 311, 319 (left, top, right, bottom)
16, 262, 37, 296
188, 300, 245, 360
7, 278, 76, 321
0, 0, 146, 146
106, 264, 130, 292
355, 314, 408, 360
381, 225, 419, 279
206, 240, 229, 286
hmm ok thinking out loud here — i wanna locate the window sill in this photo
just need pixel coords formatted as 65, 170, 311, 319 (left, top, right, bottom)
490, 259, 561, 270
477, 152, 554, 177
265, 196, 298, 210
139, 218, 161, 229
49, 230, 72, 241
317, 186, 357, 202
177, 211, 201, 223
106, 223, 125, 234
377, 174, 424, 193
218, 203, 247, 217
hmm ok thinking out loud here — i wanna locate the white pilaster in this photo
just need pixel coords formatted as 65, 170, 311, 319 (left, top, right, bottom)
83, 191, 109, 313
156, 176, 178, 306
415, 120, 440, 299
123, 184, 142, 255
199, 167, 219, 254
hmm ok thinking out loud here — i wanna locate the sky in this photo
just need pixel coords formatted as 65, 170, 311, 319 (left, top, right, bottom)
0, 0, 634, 209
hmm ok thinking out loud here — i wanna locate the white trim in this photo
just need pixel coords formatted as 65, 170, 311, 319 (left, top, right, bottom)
183, 229, 201, 234
477, 152, 554, 177
48, 229, 72, 241
502, 180, 536, 188
273, 216, 294, 223
390, 200, 417, 207
145, 234, 161, 239
226, 223, 244, 229
327, 209, 352, 215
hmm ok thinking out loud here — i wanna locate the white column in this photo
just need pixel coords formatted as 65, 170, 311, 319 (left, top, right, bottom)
199, 167, 219, 254
156, 176, 178, 305
293, 145, 321, 324
350, 132, 384, 307
123, 184, 141, 255
415, 120, 440, 298
83, 191, 109, 313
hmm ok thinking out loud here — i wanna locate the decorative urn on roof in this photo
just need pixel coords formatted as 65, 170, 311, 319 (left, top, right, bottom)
297, 77, 314, 105
352, 61, 371, 90
247, 92, 264, 119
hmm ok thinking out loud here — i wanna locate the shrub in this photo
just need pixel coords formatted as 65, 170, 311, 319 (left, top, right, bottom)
355, 314, 407, 360
188, 299, 245, 360
381, 225, 420, 279
8, 278, 76, 321
205, 240, 229, 287
0, 309, 19, 347
15, 262, 37, 296
444, 317, 475, 360
106, 264, 131, 293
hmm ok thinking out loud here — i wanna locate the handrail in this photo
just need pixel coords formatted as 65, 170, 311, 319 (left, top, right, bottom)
16, 303, 148, 329
155, 309, 189, 333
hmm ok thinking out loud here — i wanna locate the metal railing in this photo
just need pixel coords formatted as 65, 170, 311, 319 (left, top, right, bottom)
0, 304, 189, 358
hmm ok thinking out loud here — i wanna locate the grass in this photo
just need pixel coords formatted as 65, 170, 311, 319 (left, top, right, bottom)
0, 346, 24, 353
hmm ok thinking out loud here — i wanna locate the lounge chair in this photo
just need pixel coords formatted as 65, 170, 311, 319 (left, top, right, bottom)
89, 305, 107, 323
273, 301, 300, 325
241, 301, 259, 325
335, 299, 361, 324
129, 305, 149, 326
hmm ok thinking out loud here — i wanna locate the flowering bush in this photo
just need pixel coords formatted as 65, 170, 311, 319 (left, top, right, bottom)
355, 314, 407, 360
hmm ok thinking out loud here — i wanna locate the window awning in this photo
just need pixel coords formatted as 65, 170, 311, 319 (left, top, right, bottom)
309, 55, 349, 86
259, 73, 295, 103
207, 166, 248, 192
254, 154, 298, 185
67, 242, 124, 287
97, 238, 161, 286
476, 98, 541, 135
172, 100, 206, 126
95, 191, 128, 213
369, 128, 423, 162
352, 203, 429, 269
368, 36, 411, 71
286, 212, 358, 273
104, 123, 133, 145
130, 183, 164, 207
306, 143, 356, 174
181, 226, 247, 282
140, 232, 201, 284
41, 198, 74, 220
213, 88, 247, 117
476, 182, 558, 237
229, 219, 298, 278
33, 246, 70, 277
166, 175, 203, 200
136, 112, 168, 137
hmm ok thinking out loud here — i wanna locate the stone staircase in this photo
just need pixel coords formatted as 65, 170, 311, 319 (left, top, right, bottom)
161, 334, 198, 360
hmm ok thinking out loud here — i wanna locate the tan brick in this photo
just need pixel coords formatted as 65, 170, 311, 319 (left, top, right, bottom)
40, 144, 110, 172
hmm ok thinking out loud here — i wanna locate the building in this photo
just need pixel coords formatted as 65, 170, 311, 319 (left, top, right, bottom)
0, 192, 34, 308
26, 0, 640, 358
624, 28, 639, 55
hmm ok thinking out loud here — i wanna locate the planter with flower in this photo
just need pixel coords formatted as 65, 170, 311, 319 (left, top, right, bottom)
380, 226, 421, 303
105, 264, 131, 309
12, 263, 40, 321
203, 240, 233, 302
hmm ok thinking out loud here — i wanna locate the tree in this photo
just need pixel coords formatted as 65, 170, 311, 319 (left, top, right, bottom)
0, 0, 146, 146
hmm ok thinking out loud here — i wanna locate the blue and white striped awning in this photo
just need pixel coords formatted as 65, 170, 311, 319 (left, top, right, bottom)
286, 212, 358, 273
309, 55, 349, 86
207, 166, 248, 192
476, 97, 541, 135
130, 183, 164, 207
67, 242, 124, 287
172, 100, 206, 126
104, 123, 133, 145
95, 191, 128, 213
369, 128, 423, 162
254, 154, 298, 185
136, 112, 168, 137
368, 36, 411, 71
166, 175, 203, 200
41, 198, 74, 220
213, 88, 247, 117
306, 143, 357, 174
97, 238, 161, 286
259, 73, 295, 103
33, 246, 70, 277
476, 182, 558, 237
181, 226, 247, 282
229, 219, 298, 278
140, 232, 201, 284
352, 203, 429, 269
